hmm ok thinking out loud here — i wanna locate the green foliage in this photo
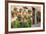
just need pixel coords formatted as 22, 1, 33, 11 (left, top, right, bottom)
11, 20, 20, 28
14, 8, 17, 11
27, 17, 32, 27
28, 10, 32, 12
19, 8, 22, 12
11, 19, 32, 28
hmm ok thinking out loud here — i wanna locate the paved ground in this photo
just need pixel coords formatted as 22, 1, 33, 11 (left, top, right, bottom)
32, 23, 41, 27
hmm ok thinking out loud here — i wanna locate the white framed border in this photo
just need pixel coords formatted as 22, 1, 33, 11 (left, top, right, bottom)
8, 3, 43, 32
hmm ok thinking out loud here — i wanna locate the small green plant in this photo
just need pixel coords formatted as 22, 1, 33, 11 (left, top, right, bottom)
11, 19, 20, 28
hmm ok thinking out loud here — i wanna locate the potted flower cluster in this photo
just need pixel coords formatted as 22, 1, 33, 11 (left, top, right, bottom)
11, 7, 32, 28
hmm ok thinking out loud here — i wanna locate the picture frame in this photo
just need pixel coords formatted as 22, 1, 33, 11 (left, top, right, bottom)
5, 0, 45, 34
